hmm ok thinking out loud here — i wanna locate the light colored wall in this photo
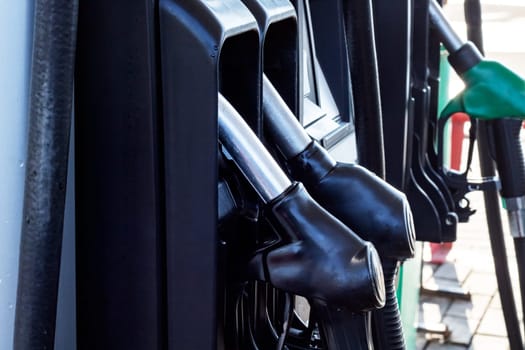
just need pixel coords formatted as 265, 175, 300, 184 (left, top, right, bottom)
0, 0, 34, 348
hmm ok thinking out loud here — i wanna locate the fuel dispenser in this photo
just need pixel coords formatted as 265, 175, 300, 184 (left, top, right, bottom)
372, 0, 459, 245
156, 2, 412, 346
9, 0, 480, 349
160, 2, 384, 347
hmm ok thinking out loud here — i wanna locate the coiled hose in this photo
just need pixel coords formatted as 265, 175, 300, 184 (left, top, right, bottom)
14, 0, 78, 348
372, 259, 405, 350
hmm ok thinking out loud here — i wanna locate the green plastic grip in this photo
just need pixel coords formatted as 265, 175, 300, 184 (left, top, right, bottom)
441, 60, 525, 120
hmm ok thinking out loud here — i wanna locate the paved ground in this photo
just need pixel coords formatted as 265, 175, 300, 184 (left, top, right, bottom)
415, 2, 525, 349
416, 181, 524, 350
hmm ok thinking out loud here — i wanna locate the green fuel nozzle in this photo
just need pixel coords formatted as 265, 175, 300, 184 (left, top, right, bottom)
429, 0, 525, 121
430, 0, 525, 239
431, 2, 525, 342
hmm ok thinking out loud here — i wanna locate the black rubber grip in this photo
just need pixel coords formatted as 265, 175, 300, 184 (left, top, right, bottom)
250, 182, 386, 311
447, 42, 483, 75
490, 119, 525, 198
288, 141, 415, 260
513, 238, 525, 325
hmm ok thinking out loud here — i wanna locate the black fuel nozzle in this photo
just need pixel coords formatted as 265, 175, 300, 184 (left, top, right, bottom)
218, 94, 385, 311
262, 76, 413, 349
258, 182, 386, 311
289, 141, 415, 260
263, 76, 415, 261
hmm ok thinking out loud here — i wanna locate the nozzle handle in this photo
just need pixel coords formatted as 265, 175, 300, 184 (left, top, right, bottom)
491, 119, 525, 199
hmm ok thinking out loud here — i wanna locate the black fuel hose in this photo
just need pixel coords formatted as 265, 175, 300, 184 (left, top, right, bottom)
14, 0, 78, 349
515, 238, 525, 322
476, 123, 523, 350
462, 1, 524, 348
371, 259, 405, 350
464, 0, 483, 53
490, 117, 525, 336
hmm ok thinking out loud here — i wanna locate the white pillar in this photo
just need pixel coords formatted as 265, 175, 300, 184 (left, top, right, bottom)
0, 0, 34, 348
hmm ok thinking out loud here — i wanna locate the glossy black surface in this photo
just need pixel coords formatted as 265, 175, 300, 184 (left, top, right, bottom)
490, 119, 525, 198
285, 141, 412, 350
250, 183, 386, 311
316, 306, 374, 350
288, 141, 415, 260
159, 1, 259, 349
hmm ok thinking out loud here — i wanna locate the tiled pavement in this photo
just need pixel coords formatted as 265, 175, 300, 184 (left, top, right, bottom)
414, 1, 525, 349
416, 197, 523, 349
415, 112, 525, 350
415, 126, 525, 350
414, 109, 525, 350
415, 131, 525, 350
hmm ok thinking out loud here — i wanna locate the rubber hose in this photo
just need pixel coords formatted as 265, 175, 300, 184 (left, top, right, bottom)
514, 238, 525, 323
478, 122, 523, 350
464, 0, 484, 54
14, 0, 78, 348
315, 305, 373, 350
465, 0, 523, 347
372, 259, 405, 350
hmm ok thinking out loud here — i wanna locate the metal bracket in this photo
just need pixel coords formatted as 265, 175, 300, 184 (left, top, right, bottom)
442, 170, 500, 222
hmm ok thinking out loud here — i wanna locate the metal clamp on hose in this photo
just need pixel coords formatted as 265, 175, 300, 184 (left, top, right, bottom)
505, 197, 525, 238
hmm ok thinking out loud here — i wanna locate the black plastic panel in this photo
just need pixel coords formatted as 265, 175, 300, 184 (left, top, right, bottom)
158, 1, 259, 348
75, 0, 164, 348
373, 0, 412, 190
